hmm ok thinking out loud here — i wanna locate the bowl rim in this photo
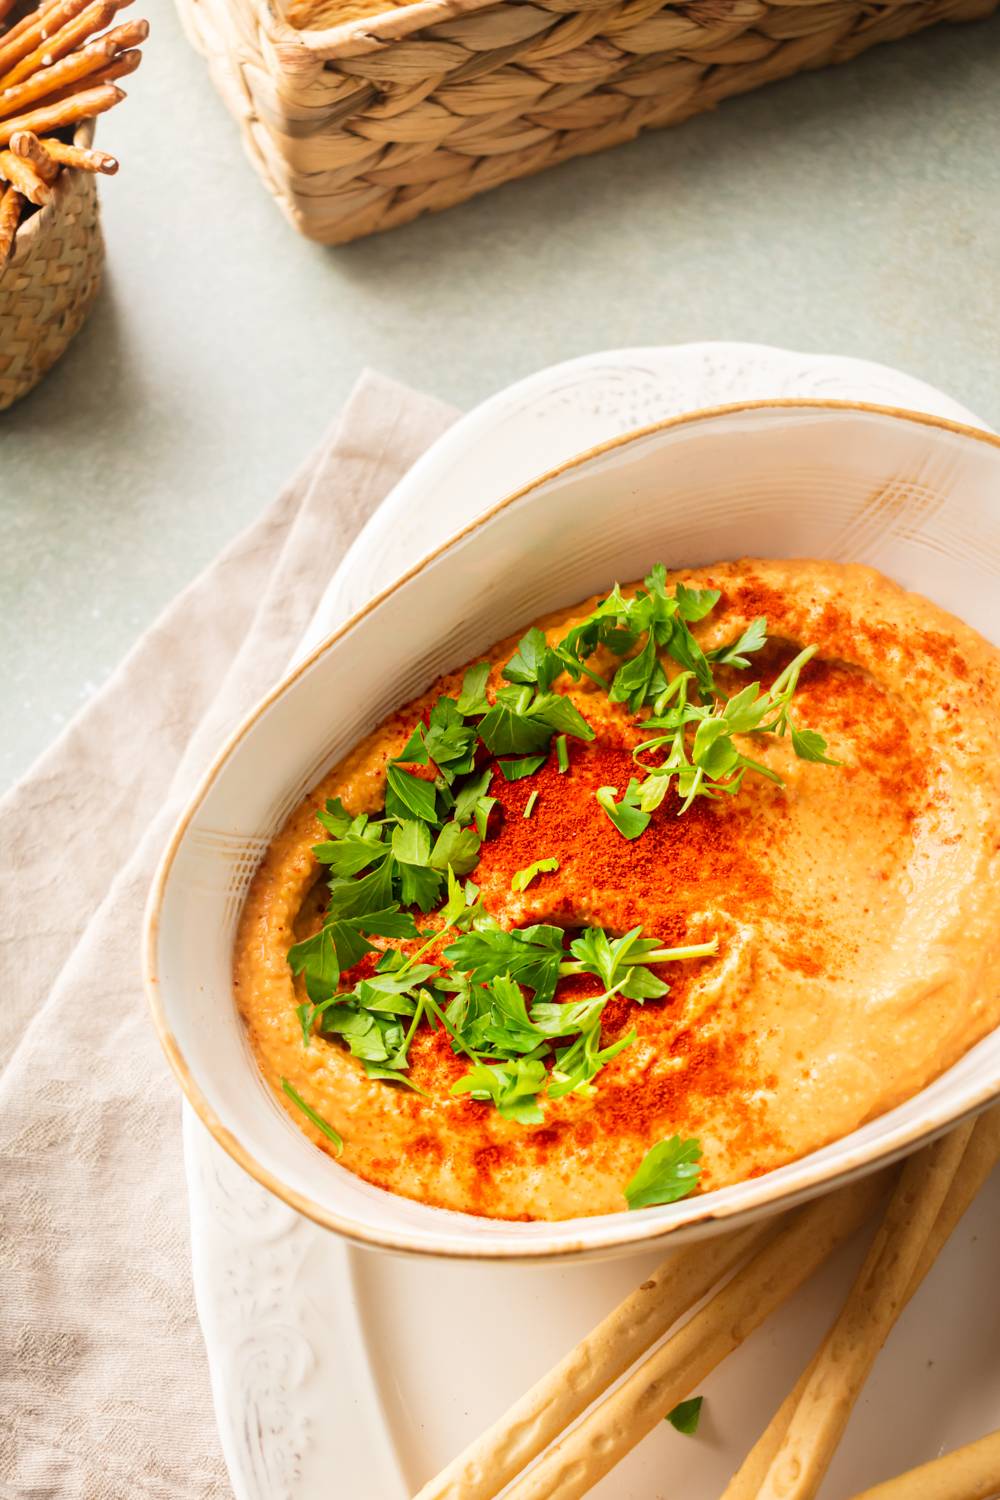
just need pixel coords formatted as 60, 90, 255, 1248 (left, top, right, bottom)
143, 397, 1000, 1259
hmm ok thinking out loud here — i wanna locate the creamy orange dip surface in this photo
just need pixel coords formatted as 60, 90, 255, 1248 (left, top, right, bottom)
234, 560, 1000, 1220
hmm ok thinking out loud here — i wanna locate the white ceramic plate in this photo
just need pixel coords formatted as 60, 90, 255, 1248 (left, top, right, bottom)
177, 345, 1000, 1498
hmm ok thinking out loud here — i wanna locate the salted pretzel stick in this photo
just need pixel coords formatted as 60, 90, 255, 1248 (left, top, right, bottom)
0, 37, 116, 119
846, 1427, 1000, 1500
0, 145, 51, 203
722, 1107, 1000, 1499
499, 1171, 889, 1500
0, 0, 75, 48
753, 1122, 976, 1500
9, 132, 58, 181
413, 1220, 776, 1500
0, 180, 23, 260
0, 83, 124, 147
0, 0, 122, 88
0, 0, 90, 78
41, 43, 140, 99
35, 133, 118, 173
100, 15, 148, 47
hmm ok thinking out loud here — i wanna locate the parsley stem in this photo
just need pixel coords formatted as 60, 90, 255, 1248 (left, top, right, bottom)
558, 937, 717, 976
280, 1079, 344, 1155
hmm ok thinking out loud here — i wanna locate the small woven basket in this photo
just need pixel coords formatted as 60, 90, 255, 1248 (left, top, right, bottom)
178, 0, 998, 245
0, 121, 104, 412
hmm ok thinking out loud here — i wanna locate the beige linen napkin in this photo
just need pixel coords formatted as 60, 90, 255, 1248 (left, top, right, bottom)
0, 372, 458, 1499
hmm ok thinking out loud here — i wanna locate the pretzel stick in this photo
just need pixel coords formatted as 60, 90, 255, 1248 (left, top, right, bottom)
0, 37, 116, 119
10, 131, 59, 181
722, 1107, 1000, 1499
0, 0, 79, 47
0, 0, 19, 23
0, 0, 90, 77
40, 43, 140, 98
0, 180, 23, 261
0, 83, 124, 146
753, 1122, 976, 1500
99, 15, 148, 47
35, 133, 118, 173
846, 1427, 1000, 1500
497, 1171, 889, 1500
413, 1220, 776, 1500
0, 0, 121, 88
0, 145, 52, 203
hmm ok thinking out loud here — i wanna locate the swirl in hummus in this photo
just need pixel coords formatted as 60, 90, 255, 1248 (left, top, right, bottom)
234, 559, 1000, 1220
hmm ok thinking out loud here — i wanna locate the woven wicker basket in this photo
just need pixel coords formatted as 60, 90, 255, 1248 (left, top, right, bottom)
179, 0, 997, 245
0, 121, 104, 411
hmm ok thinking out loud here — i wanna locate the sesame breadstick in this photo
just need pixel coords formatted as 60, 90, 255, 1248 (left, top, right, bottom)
845, 1428, 1000, 1500
722, 1106, 1000, 1499
753, 1123, 976, 1500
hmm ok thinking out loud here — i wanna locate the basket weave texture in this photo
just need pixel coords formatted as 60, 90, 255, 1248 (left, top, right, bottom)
0, 123, 104, 411
179, 0, 998, 245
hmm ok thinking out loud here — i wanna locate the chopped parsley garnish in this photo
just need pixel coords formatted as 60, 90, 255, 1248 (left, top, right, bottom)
280, 1078, 344, 1154
624, 1135, 702, 1209
511, 857, 558, 892
283, 562, 838, 1124
666, 1396, 704, 1434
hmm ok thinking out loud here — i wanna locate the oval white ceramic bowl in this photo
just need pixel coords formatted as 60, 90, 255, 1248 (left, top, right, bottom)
145, 400, 1000, 1261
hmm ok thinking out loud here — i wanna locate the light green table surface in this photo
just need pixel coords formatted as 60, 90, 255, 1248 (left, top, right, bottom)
2, 16, 999, 789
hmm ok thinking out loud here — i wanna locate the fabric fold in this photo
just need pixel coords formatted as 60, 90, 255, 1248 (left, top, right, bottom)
0, 372, 459, 1499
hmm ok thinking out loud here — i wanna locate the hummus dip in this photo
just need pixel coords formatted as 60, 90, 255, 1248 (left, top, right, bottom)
234, 559, 1000, 1220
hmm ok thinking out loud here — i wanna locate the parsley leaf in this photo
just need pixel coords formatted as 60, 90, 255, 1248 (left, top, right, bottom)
624, 1136, 702, 1209
666, 1396, 703, 1435
496, 754, 547, 781
511, 857, 559, 893
451, 1057, 547, 1123
791, 727, 841, 765
502, 627, 562, 691
708, 615, 767, 668
596, 782, 650, 840
384, 765, 439, 824
457, 662, 491, 715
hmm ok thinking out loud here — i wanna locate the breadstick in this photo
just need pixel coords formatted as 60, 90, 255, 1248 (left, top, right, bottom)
413, 1219, 775, 1500
36, 134, 118, 173
754, 1122, 976, 1500
0, 180, 23, 261
0, 145, 52, 204
0, 0, 119, 89
846, 1427, 1000, 1500
9, 132, 59, 182
0, 83, 124, 147
0, 0, 90, 78
40, 43, 140, 99
0, 37, 116, 120
722, 1107, 1000, 1499
501, 1170, 889, 1500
